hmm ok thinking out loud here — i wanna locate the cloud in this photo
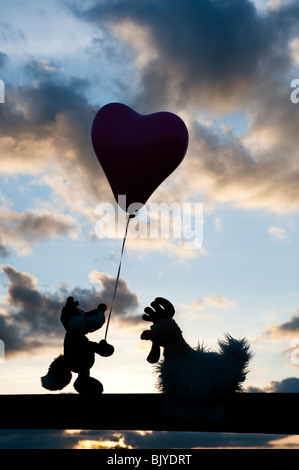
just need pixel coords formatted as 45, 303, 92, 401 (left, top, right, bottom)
248, 376, 299, 392
183, 294, 237, 311
126, 236, 206, 261
267, 0, 292, 11
268, 226, 287, 240
214, 217, 222, 232
0, 264, 140, 356
290, 37, 299, 64
178, 114, 299, 213
88, 270, 139, 321
185, 299, 204, 311
0, 264, 65, 354
78, 0, 299, 111
203, 294, 237, 309
264, 310, 299, 339
0, 207, 79, 255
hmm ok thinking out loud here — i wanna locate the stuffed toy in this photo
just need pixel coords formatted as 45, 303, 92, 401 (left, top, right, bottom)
41, 296, 114, 396
141, 297, 253, 420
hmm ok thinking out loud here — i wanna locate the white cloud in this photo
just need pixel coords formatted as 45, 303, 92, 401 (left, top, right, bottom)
203, 295, 237, 309
267, 0, 292, 11
182, 294, 237, 312
109, 20, 159, 72
214, 217, 222, 232
268, 226, 287, 240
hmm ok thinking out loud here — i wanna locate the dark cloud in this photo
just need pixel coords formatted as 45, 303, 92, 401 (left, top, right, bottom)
248, 377, 299, 393
76, 0, 299, 111
0, 208, 79, 255
275, 313, 299, 334
0, 265, 64, 354
268, 377, 299, 393
0, 67, 91, 148
264, 311, 299, 338
0, 264, 139, 356
88, 270, 139, 321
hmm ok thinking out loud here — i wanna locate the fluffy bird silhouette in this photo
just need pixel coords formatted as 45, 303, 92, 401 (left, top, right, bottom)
141, 297, 253, 420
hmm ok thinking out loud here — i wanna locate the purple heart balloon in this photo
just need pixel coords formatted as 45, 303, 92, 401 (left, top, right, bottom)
91, 103, 189, 214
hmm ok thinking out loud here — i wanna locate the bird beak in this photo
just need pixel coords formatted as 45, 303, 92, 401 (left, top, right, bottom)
147, 342, 160, 364
141, 329, 160, 364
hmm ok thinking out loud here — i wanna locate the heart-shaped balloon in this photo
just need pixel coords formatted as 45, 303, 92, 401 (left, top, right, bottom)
91, 103, 189, 214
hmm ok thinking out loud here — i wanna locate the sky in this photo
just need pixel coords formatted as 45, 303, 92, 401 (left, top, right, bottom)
1, 0, 299, 450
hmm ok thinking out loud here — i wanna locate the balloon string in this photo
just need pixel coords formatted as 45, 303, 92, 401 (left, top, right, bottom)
104, 213, 132, 341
